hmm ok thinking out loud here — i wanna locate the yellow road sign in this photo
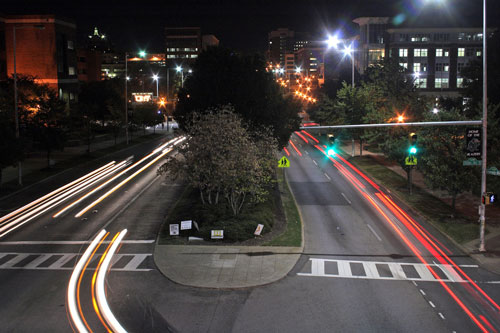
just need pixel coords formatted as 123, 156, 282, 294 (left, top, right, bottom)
278, 156, 290, 168
405, 156, 417, 166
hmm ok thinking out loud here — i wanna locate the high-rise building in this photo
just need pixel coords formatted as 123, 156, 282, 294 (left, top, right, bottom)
268, 28, 295, 67
3, 14, 79, 102
165, 27, 202, 66
354, 17, 491, 97
352, 17, 389, 74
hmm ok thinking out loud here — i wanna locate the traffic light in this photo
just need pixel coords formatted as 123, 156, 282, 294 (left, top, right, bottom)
327, 134, 335, 156
408, 133, 418, 155
482, 193, 497, 205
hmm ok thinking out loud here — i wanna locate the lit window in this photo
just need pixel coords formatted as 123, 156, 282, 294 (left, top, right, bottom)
191, 54, 198, 58
436, 63, 449, 72
476, 50, 482, 57
458, 48, 465, 57
414, 49, 428, 57
413, 63, 421, 73
67, 41, 74, 50
399, 62, 408, 69
444, 49, 449, 57
68, 67, 75, 75
399, 48, 408, 57
457, 78, 464, 88
435, 78, 449, 88
436, 49, 443, 57
415, 78, 427, 88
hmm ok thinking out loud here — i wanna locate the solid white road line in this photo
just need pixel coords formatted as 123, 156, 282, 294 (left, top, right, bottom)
366, 224, 382, 242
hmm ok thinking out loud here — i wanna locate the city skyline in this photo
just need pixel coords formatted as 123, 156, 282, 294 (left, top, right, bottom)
1, 0, 495, 53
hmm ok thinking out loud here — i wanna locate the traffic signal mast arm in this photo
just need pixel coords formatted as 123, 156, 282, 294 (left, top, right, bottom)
300, 120, 482, 130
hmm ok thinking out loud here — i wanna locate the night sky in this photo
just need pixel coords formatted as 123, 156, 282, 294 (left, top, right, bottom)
1, 0, 497, 54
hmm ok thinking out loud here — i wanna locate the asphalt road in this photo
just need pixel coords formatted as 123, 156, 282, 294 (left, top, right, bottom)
0, 131, 499, 332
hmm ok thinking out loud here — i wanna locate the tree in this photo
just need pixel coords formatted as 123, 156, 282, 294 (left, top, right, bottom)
158, 105, 277, 216
76, 79, 123, 151
419, 109, 479, 212
0, 88, 23, 187
28, 84, 67, 168
361, 58, 430, 176
132, 103, 162, 135
174, 47, 300, 147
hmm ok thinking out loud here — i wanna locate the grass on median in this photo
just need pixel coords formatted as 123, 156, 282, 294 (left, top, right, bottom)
263, 168, 302, 247
348, 154, 479, 244
158, 168, 303, 246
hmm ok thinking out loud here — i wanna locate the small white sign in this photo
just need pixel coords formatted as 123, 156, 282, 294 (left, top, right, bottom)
211, 230, 224, 239
254, 224, 264, 236
169, 224, 179, 236
181, 220, 192, 230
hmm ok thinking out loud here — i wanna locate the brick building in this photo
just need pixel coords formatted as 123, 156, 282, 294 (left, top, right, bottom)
3, 14, 78, 102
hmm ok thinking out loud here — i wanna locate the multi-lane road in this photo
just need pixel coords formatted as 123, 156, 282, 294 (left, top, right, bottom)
0, 131, 499, 332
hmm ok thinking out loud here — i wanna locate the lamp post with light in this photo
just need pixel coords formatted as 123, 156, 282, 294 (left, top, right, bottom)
176, 66, 184, 88
152, 74, 159, 98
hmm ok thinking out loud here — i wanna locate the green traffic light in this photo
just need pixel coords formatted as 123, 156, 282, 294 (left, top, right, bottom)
327, 148, 335, 156
409, 147, 417, 154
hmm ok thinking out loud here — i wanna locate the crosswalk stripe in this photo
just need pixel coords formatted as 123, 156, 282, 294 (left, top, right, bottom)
298, 258, 472, 283
122, 253, 149, 271
0, 252, 152, 271
48, 254, 77, 269
0, 254, 30, 268
24, 254, 52, 269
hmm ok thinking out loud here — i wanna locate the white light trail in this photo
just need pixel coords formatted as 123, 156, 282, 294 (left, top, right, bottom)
0, 162, 116, 225
95, 229, 128, 333
75, 148, 172, 217
67, 229, 107, 333
59, 137, 183, 218
0, 161, 127, 238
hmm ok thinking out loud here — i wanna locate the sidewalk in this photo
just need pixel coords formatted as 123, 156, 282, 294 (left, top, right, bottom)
1, 123, 173, 186
154, 245, 301, 288
339, 140, 500, 275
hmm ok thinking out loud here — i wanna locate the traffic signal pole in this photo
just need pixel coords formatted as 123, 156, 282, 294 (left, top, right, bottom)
479, 0, 488, 252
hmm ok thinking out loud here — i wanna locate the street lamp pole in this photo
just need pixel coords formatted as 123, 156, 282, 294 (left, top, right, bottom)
13, 26, 22, 185
125, 52, 129, 145
479, 0, 488, 252
351, 55, 355, 88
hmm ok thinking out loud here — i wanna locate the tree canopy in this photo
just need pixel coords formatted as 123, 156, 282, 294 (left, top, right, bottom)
159, 105, 277, 216
174, 47, 301, 147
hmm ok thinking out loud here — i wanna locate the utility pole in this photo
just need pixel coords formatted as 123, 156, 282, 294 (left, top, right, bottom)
13, 26, 22, 185
479, 0, 488, 252
125, 52, 129, 145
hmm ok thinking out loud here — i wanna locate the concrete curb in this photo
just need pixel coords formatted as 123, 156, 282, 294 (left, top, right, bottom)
153, 245, 301, 289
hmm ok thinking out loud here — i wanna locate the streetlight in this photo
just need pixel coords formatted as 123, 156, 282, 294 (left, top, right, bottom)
326, 32, 355, 87
176, 66, 184, 88
152, 74, 159, 98
342, 43, 355, 88
12, 24, 45, 186
125, 52, 129, 145
139, 50, 146, 58
432, 107, 439, 114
